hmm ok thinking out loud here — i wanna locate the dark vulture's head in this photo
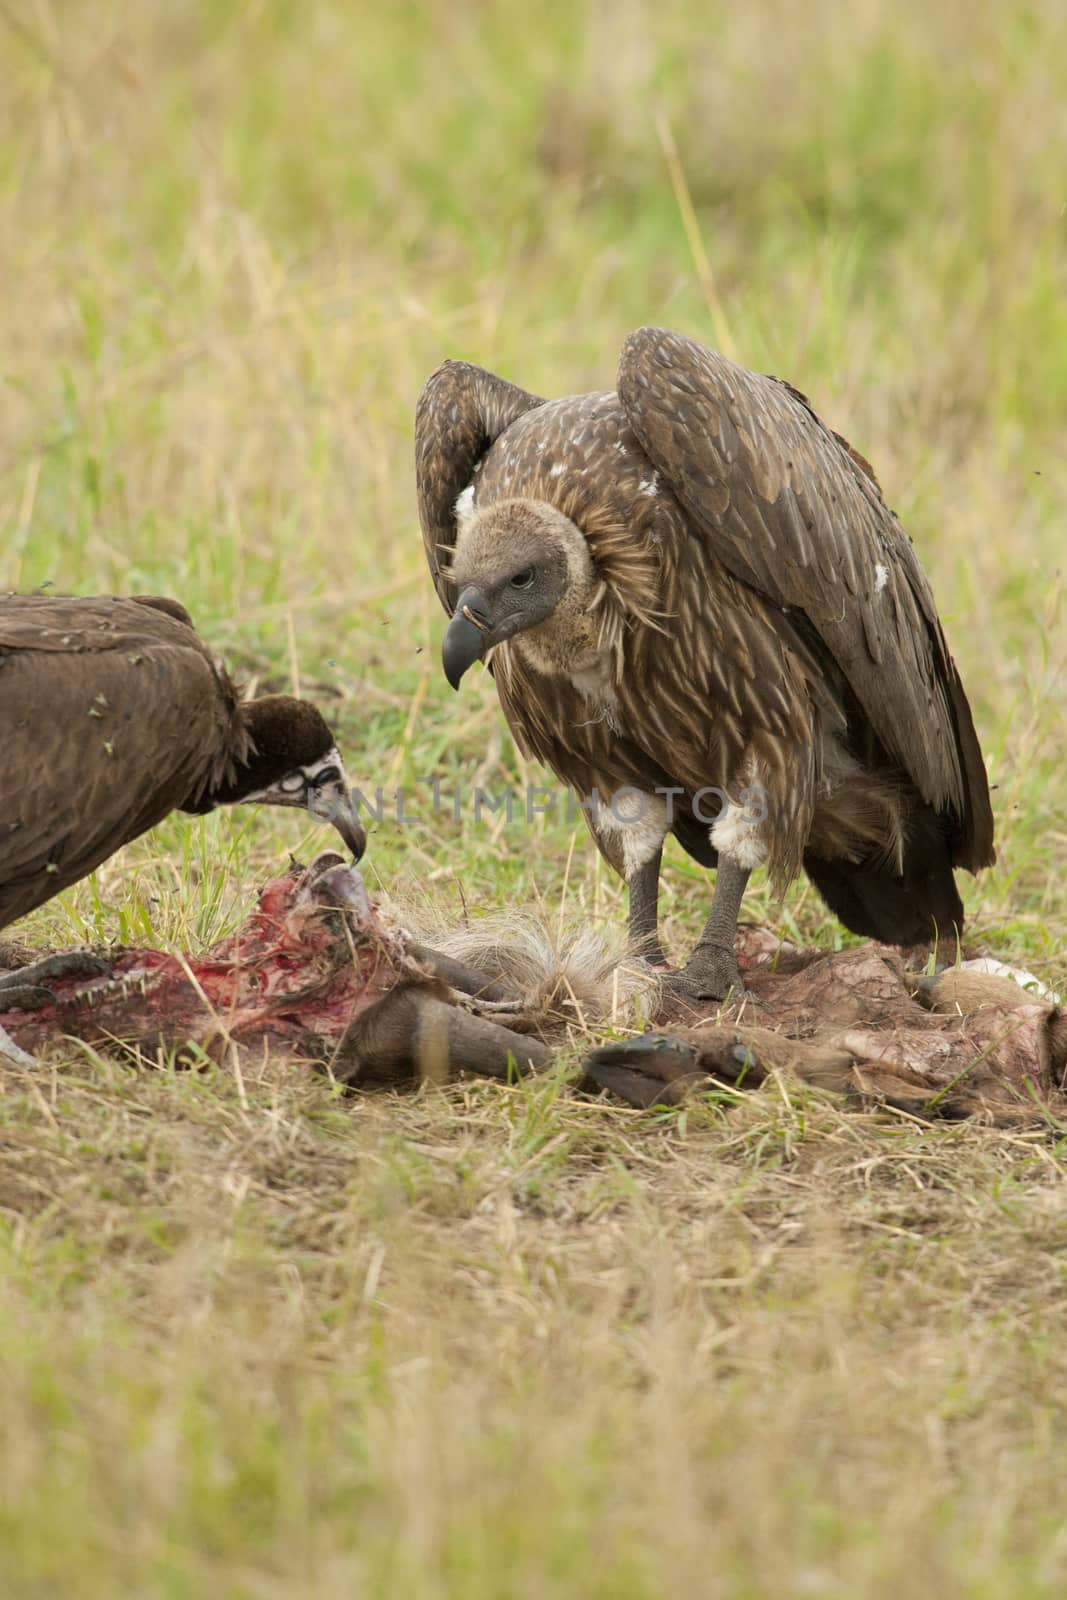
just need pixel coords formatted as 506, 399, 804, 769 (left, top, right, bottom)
186, 696, 367, 862
442, 497, 598, 688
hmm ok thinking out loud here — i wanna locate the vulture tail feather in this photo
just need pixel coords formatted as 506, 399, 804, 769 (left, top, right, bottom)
803, 803, 964, 947
946, 668, 996, 872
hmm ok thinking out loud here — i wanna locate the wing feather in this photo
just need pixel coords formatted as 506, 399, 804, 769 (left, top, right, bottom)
617, 327, 994, 868
1, 598, 236, 928
415, 360, 546, 615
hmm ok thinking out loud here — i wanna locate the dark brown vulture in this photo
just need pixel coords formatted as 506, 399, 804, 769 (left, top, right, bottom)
0, 593, 364, 1059
416, 326, 995, 998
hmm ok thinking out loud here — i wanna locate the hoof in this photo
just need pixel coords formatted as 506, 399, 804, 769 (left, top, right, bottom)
586, 1031, 701, 1070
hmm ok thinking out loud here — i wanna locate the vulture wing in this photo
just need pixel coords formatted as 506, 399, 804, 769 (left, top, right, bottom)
0, 597, 239, 928
129, 595, 197, 628
617, 327, 994, 869
416, 359, 546, 614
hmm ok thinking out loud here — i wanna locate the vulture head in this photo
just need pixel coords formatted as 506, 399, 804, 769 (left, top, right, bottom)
443, 498, 598, 688
184, 696, 367, 862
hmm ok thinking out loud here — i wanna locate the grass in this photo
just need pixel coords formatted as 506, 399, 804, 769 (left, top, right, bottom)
2, 0, 1067, 1592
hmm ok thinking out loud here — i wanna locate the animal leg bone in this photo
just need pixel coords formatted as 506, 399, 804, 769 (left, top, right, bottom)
449, 992, 528, 1016
404, 941, 525, 1005
584, 1030, 706, 1107
332, 984, 554, 1087
432, 999, 553, 1078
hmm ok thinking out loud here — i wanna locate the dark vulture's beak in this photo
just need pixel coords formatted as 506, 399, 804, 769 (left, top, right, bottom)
307, 779, 367, 864
442, 587, 492, 690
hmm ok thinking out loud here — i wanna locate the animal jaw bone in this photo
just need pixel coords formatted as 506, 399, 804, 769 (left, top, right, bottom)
0, 1023, 36, 1067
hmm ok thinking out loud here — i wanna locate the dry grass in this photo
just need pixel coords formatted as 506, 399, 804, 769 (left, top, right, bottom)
5, 1049, 1067, 1595
2, 0, 1067, 1593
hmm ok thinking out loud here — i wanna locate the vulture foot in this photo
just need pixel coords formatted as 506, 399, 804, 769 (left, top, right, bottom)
630, 934, 670, 970
666, 943, 754, 1004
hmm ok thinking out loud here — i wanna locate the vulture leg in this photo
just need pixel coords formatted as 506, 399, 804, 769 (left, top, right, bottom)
670, 860, 752, 1000
627, 849, 668, 966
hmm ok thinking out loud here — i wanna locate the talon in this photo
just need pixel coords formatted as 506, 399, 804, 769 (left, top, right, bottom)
663, 945, 756, 1004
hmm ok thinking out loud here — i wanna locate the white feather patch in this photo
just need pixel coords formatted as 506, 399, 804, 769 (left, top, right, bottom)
874, 562, 889, 594
454, 484, 476, 527
597, 795, 669, 877
710, 804, 768, 870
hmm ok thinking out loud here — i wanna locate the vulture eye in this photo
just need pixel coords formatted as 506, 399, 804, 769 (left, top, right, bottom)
510, 568, 536, 590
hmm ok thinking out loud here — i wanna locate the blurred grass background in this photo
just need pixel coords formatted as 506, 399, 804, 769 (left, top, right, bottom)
2, 1, 1067, 1594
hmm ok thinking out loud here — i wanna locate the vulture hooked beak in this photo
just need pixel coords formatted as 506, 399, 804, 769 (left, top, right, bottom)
442, 587, 492, 690
246, 762, 367, 864
305, 778, 367, 864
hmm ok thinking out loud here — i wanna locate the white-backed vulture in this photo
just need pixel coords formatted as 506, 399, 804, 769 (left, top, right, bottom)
0, 592, 364, 1057
416, 326, 995, 998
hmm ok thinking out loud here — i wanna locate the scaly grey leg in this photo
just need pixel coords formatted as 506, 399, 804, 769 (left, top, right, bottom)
627, 848, 667, 966
667, 859, 751, 1001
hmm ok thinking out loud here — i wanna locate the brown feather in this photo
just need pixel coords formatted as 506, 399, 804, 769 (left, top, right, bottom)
0, 595, 244, 928
617, 328, 995, 872
415, 358, 546, 615
0, 595, 347, 933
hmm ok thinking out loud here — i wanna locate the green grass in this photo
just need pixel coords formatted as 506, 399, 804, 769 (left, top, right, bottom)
2, 0, 1067, 1593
